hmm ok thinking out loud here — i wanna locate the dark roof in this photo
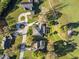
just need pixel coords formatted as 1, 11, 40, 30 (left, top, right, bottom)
21, 0, 40, 10
4, 35, 16, 49
33, 40, 46, 50
21, 2, 33, 10
4, 37, 11, 49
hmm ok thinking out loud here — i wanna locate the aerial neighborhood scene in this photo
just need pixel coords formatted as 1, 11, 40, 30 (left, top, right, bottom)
0, 0, 79, 59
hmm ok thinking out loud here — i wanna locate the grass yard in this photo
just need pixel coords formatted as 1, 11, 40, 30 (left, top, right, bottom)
58, 0, 79, 59
6, 7, 26, 27
46, 0, 79, 59
0, 35, 3, 48
59, 0, 79, 22
6, 0, 28, 27
24, 51, 36, 59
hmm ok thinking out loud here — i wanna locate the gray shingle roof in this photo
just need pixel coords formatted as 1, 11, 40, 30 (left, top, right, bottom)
32, 23, 47, 36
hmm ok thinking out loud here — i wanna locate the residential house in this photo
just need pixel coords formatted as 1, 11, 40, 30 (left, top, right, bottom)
32, 23, 50, 36
0, 54, 10, 59
4, 36, 12, 49
21, 0, 41, 14
21, 2, 33, 10
32, 40, 47, 51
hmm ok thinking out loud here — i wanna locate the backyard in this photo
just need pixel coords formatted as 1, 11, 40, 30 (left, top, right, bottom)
49, 0, 79, 59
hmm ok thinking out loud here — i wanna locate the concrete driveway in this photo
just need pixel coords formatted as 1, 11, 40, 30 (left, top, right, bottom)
18, 12, 37, 59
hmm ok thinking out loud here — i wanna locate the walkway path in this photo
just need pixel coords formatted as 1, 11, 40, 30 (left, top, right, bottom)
18, 12, 37, 59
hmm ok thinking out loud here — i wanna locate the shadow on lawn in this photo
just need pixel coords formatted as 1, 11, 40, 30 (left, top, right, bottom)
62, 22, 79, 29
1, 0, 22, 17
70, 31, 79, 36
46, 3, 69, 21
54, 3, 69, 10
0, 17, 8, 33
46, 10, 62, 21
72, 57, 79, 59
53, 40, 77, 57
67, 22, 79, 29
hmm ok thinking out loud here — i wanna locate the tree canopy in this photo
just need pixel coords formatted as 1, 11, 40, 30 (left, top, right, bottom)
0, 0, 10, 16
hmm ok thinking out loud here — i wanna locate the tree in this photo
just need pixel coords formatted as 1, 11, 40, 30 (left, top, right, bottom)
0, 0, 10, 15
46, 9, 62, 21
45, 3, 68, 22
72, 57, 79, 59
53, 40, 77, 57
0, 49, 4, 55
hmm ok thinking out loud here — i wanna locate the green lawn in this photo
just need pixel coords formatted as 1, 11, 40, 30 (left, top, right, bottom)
0, 35, 3, 48
58, 0, 79, 59
24, 51, 36, 59
47, 0, 79, 59
6, 0, 29, 27
6, 7, 26, 27
59, 0, 79, 22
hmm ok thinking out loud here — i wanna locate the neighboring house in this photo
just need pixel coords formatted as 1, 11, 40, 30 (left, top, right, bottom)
32, 23, 50, 36
21, 0, 41, 14
21, 2, 33, 10
4, 36, 12, 49
40, 24, 50, 34
2, 33, 17, 49
32, 25, 42, 36
32, 40, 47, 51
0, 54, 10, 59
